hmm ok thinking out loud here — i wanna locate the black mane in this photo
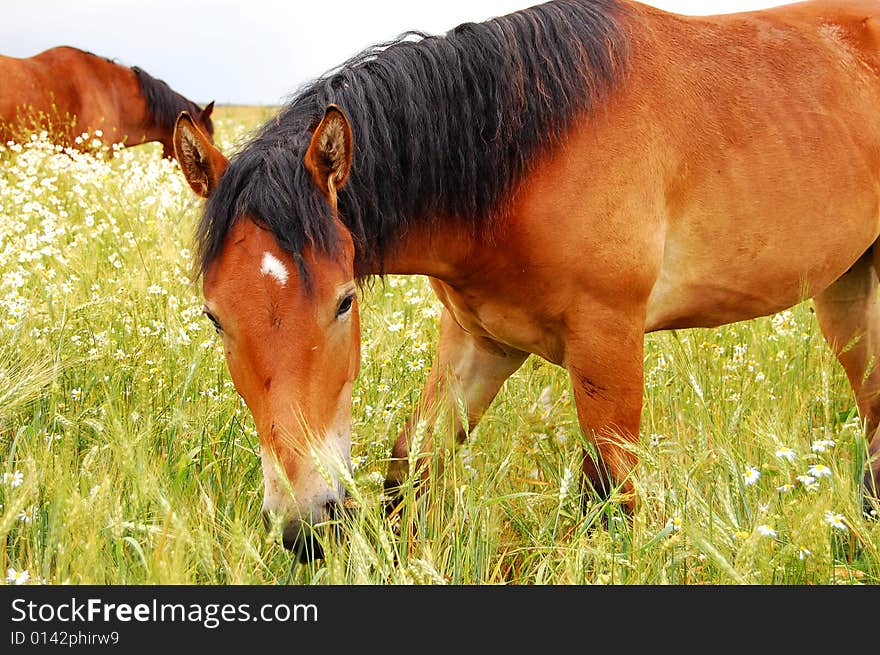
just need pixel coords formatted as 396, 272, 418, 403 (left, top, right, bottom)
198, 0, 630, 280
132, 66, 209, 134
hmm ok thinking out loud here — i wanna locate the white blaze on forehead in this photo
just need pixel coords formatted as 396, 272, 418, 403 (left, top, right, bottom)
260, 251, 289, 286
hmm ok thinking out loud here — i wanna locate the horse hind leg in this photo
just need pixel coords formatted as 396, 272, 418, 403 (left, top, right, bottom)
812, 249, 880, 503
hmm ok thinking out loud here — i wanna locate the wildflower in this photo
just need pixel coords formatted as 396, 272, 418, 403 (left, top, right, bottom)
71, 387, 82, 401
824, 511, 847, 532
807, 464, 832, 478
798, 547, 812, 560
559, 467, 574, 502
811, 439, 836, 453
6, 568, 29, 585
666, 515, 682, 532
796, 474, 819, 491
554, 427, 568, 445
368, 471, 384, 486
743, 466, 761, 486
775, 447, 796, 463
536, 385, 554, 414
2, 470, 24, 488
733, 530, 750, 540
756, 524, 778, 538
18, 506, 37, 523
776, 484, 793, 493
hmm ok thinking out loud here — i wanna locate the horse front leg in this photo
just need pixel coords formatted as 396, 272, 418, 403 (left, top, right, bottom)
384, 307, 527, 504
813, 249, 880, 503
565, 305, 646, 513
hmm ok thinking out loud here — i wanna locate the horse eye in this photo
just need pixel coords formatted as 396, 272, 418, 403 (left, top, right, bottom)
203, 309, 222, 332
336, 293, 355, 318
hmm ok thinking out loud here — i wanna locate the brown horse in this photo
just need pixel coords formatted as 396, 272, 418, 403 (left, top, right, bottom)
174, 0, 880, 558
0, 45, 214, 157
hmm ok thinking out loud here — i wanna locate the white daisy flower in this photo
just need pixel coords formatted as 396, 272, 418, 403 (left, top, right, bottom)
807, 464, 832, 478
743, 466, 761, 486
824, 511, 847, 532
775, 447, 796, 463
2, 470, 23, 488
6, 568, 29, 585
756, 524, 777, 538
796, 474, 819, 491
811, 439, 836, 453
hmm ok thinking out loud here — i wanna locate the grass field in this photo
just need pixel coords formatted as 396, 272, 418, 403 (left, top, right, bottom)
1, 105, 878, 585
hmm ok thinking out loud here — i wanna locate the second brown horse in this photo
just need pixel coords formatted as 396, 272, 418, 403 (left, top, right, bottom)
0, 45, 214, 157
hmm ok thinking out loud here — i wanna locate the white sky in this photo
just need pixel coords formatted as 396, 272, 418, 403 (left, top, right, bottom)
5, 0, 786, 105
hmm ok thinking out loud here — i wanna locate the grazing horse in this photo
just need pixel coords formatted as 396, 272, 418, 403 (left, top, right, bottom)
174, 0, 880, 557
0, 46, 214, 157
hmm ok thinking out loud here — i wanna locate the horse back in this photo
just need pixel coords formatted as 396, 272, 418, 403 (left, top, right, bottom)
0, 46, 138, 144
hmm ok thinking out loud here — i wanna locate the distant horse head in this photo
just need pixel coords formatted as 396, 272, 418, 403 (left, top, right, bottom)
132, 66, 214, 158
174, 108, 359, 557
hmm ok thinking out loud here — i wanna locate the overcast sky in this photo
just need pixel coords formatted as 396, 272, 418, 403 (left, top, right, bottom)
5, 0, 785, 105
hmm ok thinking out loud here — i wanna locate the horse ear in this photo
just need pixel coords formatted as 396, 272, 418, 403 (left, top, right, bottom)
201, 101, 215, 119
304, 104, 353, 199
174, 111, 227, 198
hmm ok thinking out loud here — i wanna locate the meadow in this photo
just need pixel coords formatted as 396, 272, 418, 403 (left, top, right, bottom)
1, 106, 878, 585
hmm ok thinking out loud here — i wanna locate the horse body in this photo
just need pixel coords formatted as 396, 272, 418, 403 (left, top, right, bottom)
381, 0, 880, 500
640, 1, 880, 331
407, 0, 880, 340
0, 46, 214, 156
175, 0, 880, 556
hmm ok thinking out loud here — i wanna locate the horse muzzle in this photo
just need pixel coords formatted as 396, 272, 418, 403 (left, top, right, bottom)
262, 499, 342, 561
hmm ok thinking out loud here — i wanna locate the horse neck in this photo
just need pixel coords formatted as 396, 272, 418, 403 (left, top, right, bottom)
376, 216, 485, 283
118, 67, 174, 155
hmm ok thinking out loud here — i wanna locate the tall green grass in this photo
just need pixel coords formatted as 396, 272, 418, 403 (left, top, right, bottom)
0, 108, 877, 585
